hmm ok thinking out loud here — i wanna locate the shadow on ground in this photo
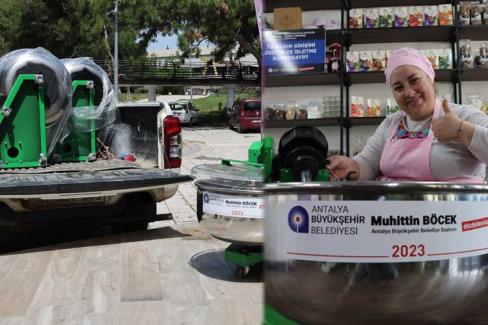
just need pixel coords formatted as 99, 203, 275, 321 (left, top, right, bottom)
189, 248, 263, 283
0, 222, 189, 255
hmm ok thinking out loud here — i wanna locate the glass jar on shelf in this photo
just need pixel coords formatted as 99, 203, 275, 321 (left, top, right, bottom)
285, 101, 298, 120
479, 43, 488, 68
460, 39, 474, 69
307, 101, 322, 119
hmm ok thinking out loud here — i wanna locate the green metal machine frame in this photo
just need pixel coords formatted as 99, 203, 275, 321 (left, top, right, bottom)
264, 304, 299, 325
55, 80, 96, 162
220, 137, 274, 277
221, 137, 330, 277
0, 74, 47, 169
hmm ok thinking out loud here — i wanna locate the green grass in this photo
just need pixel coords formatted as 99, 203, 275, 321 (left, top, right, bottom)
193, 91, 259, 126
118, 93, 148, 102
192, 94, 228, 126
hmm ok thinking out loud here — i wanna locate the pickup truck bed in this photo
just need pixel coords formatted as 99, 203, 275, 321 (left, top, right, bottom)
0, 160, 191, 197
0, 160, 193, 227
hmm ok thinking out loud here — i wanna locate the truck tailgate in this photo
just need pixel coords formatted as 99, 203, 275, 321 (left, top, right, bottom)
0, 160, 192, 198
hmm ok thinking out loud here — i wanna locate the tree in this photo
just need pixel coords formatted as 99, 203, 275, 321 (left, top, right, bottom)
0, 0, 260, 64
0, 0, 164, 60
153, 0, 260, 64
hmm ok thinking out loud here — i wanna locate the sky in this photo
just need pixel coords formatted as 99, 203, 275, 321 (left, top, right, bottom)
146, 33, 214, 53
147, 33, 178, 51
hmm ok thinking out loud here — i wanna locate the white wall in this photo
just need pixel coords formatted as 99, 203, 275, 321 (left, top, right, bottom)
264, 10, 342, 29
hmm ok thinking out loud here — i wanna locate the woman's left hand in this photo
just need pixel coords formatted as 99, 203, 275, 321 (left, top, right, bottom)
432, 99, 462, 142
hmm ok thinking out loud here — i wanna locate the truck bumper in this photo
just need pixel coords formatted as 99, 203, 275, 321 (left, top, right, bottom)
0, 160, 192, 212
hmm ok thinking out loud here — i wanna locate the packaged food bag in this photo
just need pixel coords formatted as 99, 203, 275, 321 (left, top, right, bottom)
372, 50, 386, 71
424, 6, 439, 26
426, 49, 439, 69
351, 96, 365, 117
349, 9, 363, 28
438, 48, 452, 69
394, 7, 409, 27
387, 98, 400, 114
365, 8, 380, 28
379, 7, 394, 27
439, 5, 453, 25
346, 51, 360, 72
409, 6, 424, 27
359, 51, 372, 72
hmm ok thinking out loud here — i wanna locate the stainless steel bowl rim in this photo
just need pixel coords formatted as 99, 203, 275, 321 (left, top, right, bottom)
264, 181, 488, 194
195, 179, 264, 195
196, 179, 488, 195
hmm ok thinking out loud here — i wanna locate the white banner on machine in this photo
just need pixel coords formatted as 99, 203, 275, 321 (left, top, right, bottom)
278, 200, 488, 262
202, 191, 265, 219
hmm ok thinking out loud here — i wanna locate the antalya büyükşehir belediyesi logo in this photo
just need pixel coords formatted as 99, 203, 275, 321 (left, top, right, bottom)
288, 206, 309, 233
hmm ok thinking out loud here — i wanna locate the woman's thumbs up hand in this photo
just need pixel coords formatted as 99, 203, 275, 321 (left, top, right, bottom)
432, 99, 462, 142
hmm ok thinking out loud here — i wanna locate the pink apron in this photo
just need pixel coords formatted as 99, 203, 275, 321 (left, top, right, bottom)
379, 99, 483, 183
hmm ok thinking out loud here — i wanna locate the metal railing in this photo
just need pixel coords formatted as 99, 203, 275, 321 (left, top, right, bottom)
94, 59, 260, 85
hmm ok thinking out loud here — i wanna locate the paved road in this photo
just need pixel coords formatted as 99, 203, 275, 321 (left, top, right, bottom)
0, 128, 262, 325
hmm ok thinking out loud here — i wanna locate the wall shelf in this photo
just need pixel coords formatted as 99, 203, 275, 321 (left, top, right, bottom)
264, 117, 387, 128
347, 69, 454, 84
264, 118, 341, 128
348, 117, 385, 126
459, 25, 488, 41
346, 0, 452, 8
265, 69, 455, 87
265, 73, 341, 87
460, 69, 488, 81
346, 26, 454, 45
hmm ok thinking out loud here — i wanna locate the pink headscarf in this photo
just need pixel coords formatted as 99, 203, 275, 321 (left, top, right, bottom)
384, 47, 435, 84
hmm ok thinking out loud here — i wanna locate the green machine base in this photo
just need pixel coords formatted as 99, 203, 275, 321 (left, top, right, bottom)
221, 137, 329, 280
55, 80, 96, 162
264, 304, 299, 325
0, 74, 47, 169
224, 243, 263, 278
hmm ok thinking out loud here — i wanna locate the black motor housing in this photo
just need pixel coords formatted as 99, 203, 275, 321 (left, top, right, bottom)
277, 126, 329, 181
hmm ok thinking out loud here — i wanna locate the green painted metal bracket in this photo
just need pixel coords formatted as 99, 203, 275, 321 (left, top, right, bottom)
264, 304, 299, 325
55, 80, 96, 162
280, 168, 330, 182
221, 136, 274, 181
0, 74, 47, 168
221, 158, 263, 168
73, 79, 96, 158
224, 243, 263, 267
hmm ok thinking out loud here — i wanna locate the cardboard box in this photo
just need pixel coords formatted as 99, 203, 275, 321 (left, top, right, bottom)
273, 7, 302, 30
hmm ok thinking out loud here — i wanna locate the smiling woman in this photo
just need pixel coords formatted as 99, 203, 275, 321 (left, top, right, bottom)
327, 47, 488, 183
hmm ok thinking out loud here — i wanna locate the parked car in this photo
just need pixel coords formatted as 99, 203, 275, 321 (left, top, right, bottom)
169, 100, 200, 126
228, 98, 261, 133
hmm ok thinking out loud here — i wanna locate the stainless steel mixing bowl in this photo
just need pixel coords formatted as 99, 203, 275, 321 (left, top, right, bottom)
264, 181, 488, 325
195, 178, 264, 245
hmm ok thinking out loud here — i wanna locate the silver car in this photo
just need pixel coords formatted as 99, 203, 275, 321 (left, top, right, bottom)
169, 101, 200, 126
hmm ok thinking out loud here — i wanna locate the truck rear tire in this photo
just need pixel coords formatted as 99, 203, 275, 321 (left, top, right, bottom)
111, 193, 155, 233
112, 221, 149, 233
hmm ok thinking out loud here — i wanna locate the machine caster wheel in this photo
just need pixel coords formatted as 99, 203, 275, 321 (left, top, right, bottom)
237, 265, 251, 279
